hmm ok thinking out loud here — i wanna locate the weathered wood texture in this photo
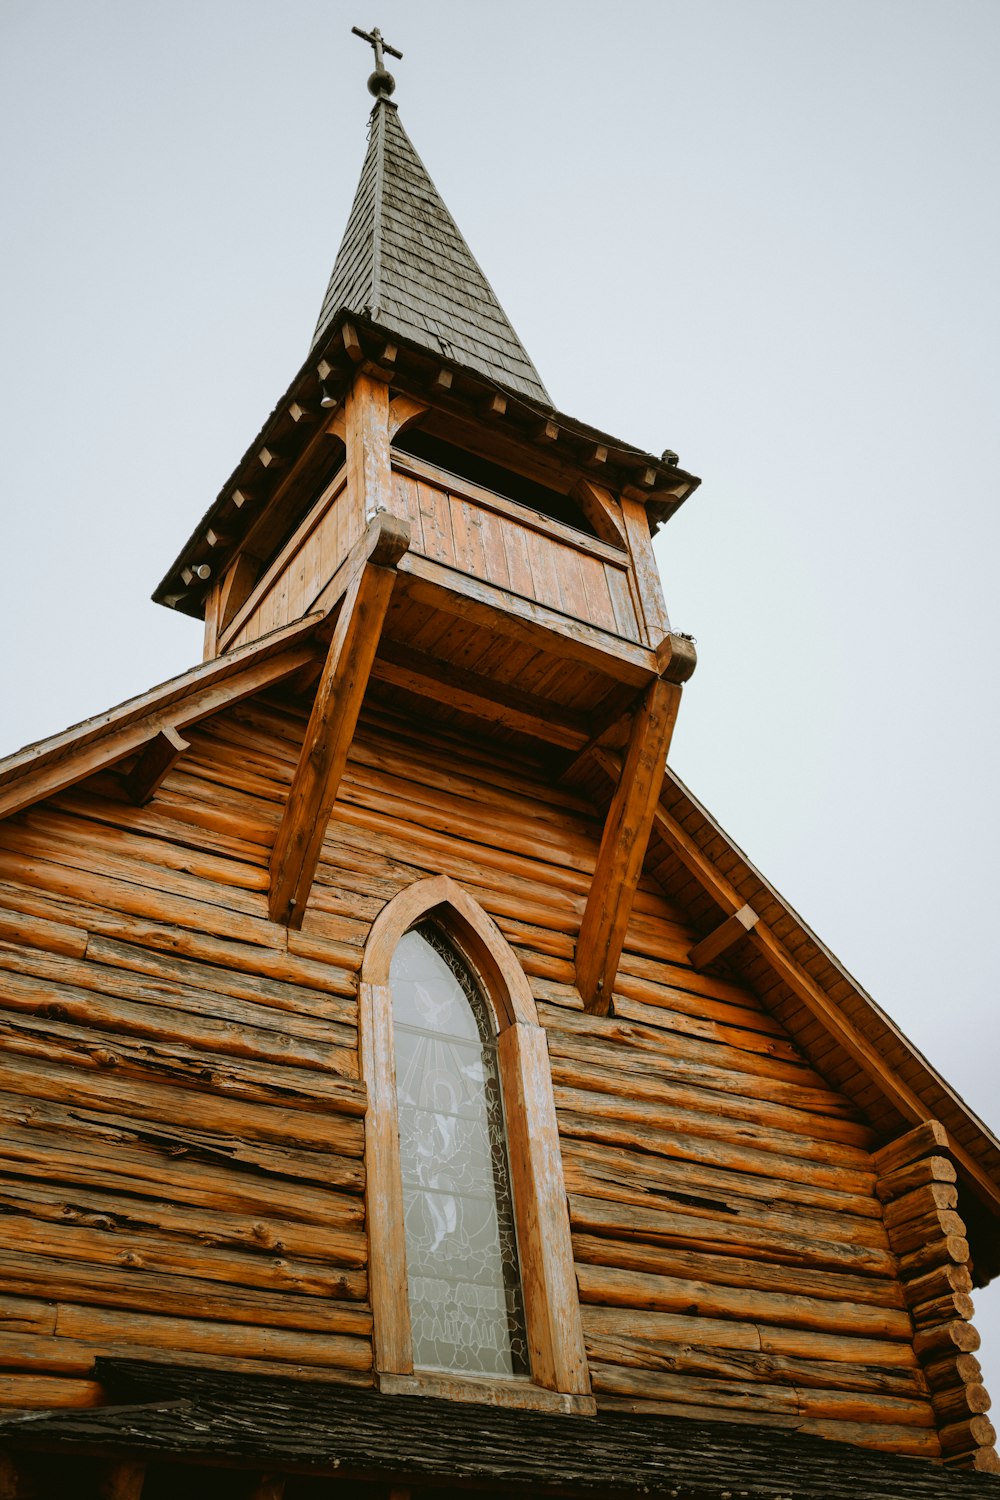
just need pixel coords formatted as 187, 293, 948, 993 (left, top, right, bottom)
0, 700, 372, 1398
0, 692, 950, 1458
875, 1125, 997, 1471
6, 1359, 1000, 1498
390, 458, 642, 643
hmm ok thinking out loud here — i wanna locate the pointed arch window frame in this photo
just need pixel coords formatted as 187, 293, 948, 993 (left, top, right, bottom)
359, 875, 593, 1412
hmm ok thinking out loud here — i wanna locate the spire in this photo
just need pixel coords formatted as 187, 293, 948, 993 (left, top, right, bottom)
313, 55, 552, 406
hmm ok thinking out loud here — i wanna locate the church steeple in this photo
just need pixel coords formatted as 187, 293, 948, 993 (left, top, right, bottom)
313, 89, 551, 406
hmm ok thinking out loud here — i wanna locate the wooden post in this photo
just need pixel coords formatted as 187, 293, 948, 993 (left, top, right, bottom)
268, 513, 410, 927
576, 676, 681, 1013
345, 370, 393, 522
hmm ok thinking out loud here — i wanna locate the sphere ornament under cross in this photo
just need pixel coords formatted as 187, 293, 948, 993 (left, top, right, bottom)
352, 24, 403, 98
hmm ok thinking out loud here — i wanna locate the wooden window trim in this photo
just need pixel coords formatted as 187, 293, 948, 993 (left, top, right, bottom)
359, 874, 593, 1407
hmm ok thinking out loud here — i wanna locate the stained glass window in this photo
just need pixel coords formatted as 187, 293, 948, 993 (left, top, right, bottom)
389, 923, 529, 1378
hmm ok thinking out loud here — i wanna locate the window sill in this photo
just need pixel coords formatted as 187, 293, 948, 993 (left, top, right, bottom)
378, 1370, 596, 1416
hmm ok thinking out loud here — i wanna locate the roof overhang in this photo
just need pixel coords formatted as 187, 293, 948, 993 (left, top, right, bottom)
153, 309, 700, 621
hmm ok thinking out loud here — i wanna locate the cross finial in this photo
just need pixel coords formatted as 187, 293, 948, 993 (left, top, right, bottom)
352, 24, 403, 99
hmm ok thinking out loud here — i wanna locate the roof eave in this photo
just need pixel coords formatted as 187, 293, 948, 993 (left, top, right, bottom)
152, 307, 700, 621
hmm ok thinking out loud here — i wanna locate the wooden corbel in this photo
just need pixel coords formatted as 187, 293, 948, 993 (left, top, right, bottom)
576, 674, 683, 1014
268, 512, 411, 928
688, 903, 758, 970
124, 726, 190, 806
387, 394, 428, 441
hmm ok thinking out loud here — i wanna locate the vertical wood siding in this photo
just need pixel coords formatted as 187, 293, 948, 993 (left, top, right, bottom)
391, 467, 641, 641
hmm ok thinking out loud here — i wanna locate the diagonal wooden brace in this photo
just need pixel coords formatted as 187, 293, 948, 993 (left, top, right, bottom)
576, 675, 682, 1014
269, 513, 410, 927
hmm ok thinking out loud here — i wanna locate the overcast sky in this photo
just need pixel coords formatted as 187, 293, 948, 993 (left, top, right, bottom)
2, 0, 999, 1406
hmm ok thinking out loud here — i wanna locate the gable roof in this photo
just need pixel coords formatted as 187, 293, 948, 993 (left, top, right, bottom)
312, 99, 552, 406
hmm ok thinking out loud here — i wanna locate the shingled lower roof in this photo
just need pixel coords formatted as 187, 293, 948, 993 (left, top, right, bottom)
313, 99, 552, 406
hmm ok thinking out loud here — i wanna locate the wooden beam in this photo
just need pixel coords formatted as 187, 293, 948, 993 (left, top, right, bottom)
345, 370, 392, 521
688, 903, 759, 970
370, 641, 590, 750
123, 726, 190, 806
647, 794, 1000, 1219
269, 514, 410, 927
342, 321, 364, 363
576, 676, 682, 1013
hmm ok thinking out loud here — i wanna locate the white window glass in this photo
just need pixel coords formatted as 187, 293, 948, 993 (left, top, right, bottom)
390, 923, 529, 1377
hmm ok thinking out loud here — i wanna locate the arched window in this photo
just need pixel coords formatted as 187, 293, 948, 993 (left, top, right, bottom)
390, 923, 529, 1377
359, 875, 592, 1410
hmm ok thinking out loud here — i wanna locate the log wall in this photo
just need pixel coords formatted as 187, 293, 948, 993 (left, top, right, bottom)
0, 692, 974, 1461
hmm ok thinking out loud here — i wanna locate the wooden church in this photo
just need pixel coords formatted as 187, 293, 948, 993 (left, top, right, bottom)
0, 28, 998, 1499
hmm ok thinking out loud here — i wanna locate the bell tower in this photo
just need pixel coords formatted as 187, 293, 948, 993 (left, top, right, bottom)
153, 33, 700, 1010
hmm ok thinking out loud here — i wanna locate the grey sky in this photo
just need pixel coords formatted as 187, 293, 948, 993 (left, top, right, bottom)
2, 0, 999, 1405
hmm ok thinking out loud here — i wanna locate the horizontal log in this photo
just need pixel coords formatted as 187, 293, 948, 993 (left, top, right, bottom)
87, 934, 356, 1028
574, 1262, 911, 1339
912, 1320, 981, 1359
899, 1236, 970, 1278
610, 994, 808, 1069
567, 1192, 895, 1277
0, 1182, 363, 1265
562, 1142, 883, 1233
876, 1154, 956, 1202
0, 1373, 103, 1408
587, 1364, 939, 1452
0, 905, 87, 959
902, 1262, 973, 1307
0, 1218, 364, 1314
541, 1003, 837, 1093
563, 1161, 887, 1250
580, 1301, 919, 1370
0, 1053, 364, 1156
22, 806, 263, 894
0, 881, 358, 996
889, 1209, 967, 1256
872, 1122, 949, 1177
571, 1234, 905, 1310
0, 1330, 371, 1388
932, 1381, 992, 1423
554, 1086, 875, 1176
923, 1351, 983, 1390
557, 1108, 875, 1198
883, 1182, 959, 1231
581, 1328, 924, 1396
53, 1301, 372, 1372
547, 1053, 872, 1149
0, 1248, 369, 1332
544, 1024, 860, 1122
938, 1415, 997, 1453
0, 961, 359, 1088
942, 1447, 1000, 1472
909, 1291, 976, 1328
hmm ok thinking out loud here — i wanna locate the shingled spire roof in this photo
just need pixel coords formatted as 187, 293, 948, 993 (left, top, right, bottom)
313, 98, 552, 406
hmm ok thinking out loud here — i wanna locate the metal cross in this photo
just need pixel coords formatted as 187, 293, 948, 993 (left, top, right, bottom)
351, 25, 403, 72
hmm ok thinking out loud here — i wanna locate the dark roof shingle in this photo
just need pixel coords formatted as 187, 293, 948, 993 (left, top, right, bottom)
313, 100, 551, 405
